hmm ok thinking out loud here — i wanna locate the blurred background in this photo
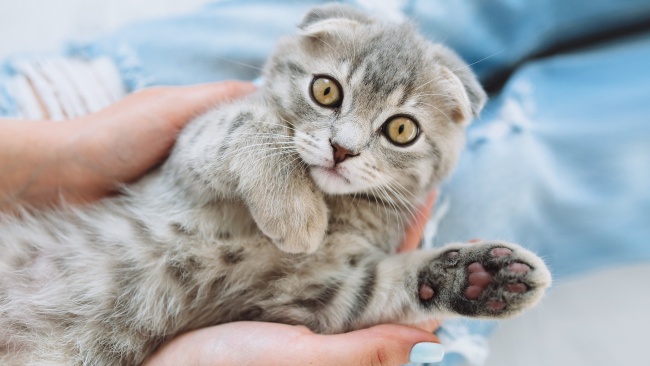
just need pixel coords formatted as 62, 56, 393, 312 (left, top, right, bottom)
0, 0, 650, 366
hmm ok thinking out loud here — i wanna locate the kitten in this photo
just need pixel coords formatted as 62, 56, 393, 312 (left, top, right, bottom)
0, 5, 551, 366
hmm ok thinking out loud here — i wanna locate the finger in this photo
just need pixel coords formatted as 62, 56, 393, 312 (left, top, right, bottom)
88, 81, 256, 129
315, 324, 444, 366
169, 81, 258, 126
73, 81, 256, 178
398, 189, 438, 253
412, 318, 443, 333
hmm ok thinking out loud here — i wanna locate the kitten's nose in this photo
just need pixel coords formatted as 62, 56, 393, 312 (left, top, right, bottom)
331, 142, 359, 165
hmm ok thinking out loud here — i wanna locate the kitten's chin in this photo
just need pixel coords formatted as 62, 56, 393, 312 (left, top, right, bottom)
309, 166, 362, 195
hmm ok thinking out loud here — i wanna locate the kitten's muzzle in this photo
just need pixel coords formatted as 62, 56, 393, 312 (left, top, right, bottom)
330, 141, 359, 165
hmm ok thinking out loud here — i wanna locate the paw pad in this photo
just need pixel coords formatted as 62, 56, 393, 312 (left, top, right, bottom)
425, 242, 550, 318
464, 286, 483, 300
506, 283, 527, 293
467, 262, 485, 273
468, 271, 492, 287
490, 247, 512, 257
509, 262, 530, 274
462, 251, 533, 308
445, 250, 460, 259
464, 262, 493, 300
419, 284, 435, 301
487, 300, 506, 311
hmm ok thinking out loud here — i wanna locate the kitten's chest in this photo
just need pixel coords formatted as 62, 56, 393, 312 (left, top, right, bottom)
325, 195, 405, 253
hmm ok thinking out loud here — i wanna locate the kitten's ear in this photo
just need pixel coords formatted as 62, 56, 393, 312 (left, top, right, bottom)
433, 46, 487, 120
299, 4, 374, 29
299, 18, 361, 39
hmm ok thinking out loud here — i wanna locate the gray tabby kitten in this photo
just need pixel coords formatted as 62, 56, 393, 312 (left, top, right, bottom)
0, 5, 551, 366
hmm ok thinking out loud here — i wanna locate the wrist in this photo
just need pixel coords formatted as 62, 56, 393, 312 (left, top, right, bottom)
28, 120, 100, 205
0, 120, 66, 209
0, 119, 108, 210
55, 120, 117, 203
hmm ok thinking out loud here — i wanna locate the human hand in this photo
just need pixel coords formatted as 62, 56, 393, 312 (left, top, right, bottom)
398, 190, 438, 253
145, 321, 442, 366
144, 192, 444, 366
70, 82, 257, 202
398, 190, 443, 333
0, 82, 256, 209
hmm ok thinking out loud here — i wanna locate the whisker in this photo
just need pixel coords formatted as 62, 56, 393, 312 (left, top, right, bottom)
419, 102, 454, 124
384, 182, 418, 233
214, 56, 264, 72
252, 150, 296, 163
370, 186, 389, 223
254, 119, 300, 133
386, 176, 420, 202
317, 4, 350, 56
377, 184, 404, 233
239, 133, 293, 141
281, 155, 306, 177
224, 144, 295, 160
408, 93, 471, 110
227, 150, 295, 166
413, 74, 443, 91
453, 49, 506, 72
384, 184, 408, 230
384, 177, 421, 217
306, 35, 342, 59
275, 115, 298, 128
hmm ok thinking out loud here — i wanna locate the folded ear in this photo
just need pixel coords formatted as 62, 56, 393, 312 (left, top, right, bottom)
299, 17, 361, 39
299, 4, 374, 30
433, 46, 487, 119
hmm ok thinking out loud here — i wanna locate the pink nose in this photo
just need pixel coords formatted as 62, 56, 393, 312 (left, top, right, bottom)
331, 142, 358, 165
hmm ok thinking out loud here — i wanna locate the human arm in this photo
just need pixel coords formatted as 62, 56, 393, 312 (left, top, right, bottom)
0, 82, 256, 211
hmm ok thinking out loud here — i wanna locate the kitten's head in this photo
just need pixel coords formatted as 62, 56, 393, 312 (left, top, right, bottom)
263, 4, 486, 199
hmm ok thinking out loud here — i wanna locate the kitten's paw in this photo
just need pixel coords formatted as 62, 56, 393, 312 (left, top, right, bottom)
418, 240, 551, 318
254, 193, 328, 254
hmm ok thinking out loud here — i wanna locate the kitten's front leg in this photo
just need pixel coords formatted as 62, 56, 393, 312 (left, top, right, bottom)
349, 240, 551, 329
242, 171, 328, 254
174, 106, 328, 253
230, 120, 328, 254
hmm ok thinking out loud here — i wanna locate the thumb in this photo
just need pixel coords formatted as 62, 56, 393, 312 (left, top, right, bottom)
162, 81, 257, 129
398, 189, 438, 253
314, 324, 444, 365
84, 81, 257, 131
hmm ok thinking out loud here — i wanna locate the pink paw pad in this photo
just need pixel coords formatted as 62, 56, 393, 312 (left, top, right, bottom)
509, 262, 531, 274
469, 272, 492, 287
464, 285, 483, 300
445, 251, 460, 259
506, 283, 527, 293
419, 284, 435, 301
464, 262, 493, 300
487, 300, 507, 311
467, 262, 485, 273
490, 247, 512, 257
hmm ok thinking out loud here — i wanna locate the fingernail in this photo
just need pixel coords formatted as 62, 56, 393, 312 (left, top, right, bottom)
409, 342, 445, 363
252, 77, 265, 87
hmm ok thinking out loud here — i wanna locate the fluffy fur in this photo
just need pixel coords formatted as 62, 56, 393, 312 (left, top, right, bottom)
0, 5, 551, 365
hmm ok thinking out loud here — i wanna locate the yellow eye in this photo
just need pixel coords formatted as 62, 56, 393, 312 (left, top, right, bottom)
383, 116, 419, 146
310, 76, 342, 108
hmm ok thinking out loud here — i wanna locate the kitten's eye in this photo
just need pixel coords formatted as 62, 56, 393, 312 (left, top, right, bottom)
310, 76, 342, 108
383, 116, 419, 146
